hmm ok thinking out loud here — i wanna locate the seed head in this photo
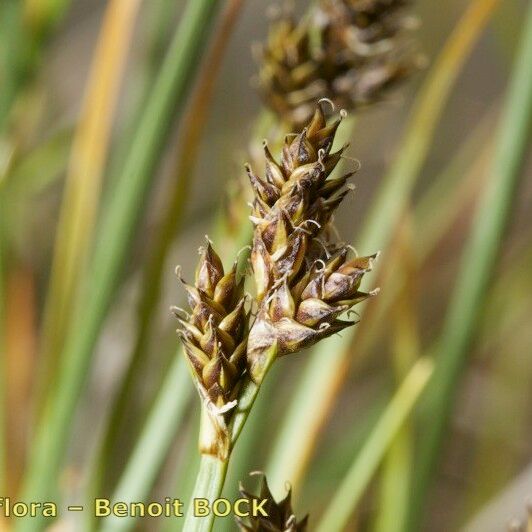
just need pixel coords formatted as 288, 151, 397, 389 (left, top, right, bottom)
248, 103, 349, 302
174, 240, 248, 410
247, 104, 377, 381
237, 473, 308, 532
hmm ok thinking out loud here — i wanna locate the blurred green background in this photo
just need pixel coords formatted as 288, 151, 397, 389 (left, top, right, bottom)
0, 0, 531, 531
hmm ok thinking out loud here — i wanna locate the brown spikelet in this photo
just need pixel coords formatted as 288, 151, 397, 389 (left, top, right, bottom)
247, 103, 377, 381
258, 0, 420, 128
237, 473, 308, 532
174, 239, 248, 410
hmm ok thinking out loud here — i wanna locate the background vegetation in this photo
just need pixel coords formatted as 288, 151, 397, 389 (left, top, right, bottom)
0, 0, 531, 530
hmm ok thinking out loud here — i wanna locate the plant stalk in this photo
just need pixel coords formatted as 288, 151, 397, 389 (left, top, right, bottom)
374, 215, 419, 532
92, 0, 241, 500
316, 358, 434, 532
183, 455, 229, 532
183, 356, 270, 532
100, 354, 191, 532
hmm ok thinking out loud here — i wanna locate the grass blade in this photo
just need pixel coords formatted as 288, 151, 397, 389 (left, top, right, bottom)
18, 1, 222, 528
92, 0, 245, 499
316, 357, 434, 532
265, 0, 501, 495
37, 0, 142, 413
409, 4, 532, 527
461, 247, 532, 520
100, 354, 192, 532
374, 216, 420, 532
4, 267, 36, 497
0, 201, 6, 496
161, 416, 200, 532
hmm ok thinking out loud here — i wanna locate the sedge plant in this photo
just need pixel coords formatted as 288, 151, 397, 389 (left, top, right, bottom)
175, 101, 379, 531
1, 2, 529, 532
236, 472, 308, 531
102, 0, 422, 519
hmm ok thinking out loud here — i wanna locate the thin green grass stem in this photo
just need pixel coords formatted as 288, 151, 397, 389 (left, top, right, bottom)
374, 227, 420, 532
408, 4, 532, 528
100, 354, 192, 532
181, 368, 265, 532
182, 455, 229, 532
316, 358, 434, 532
161, 416, 200, 532
93, 0, 241, 502
18, 2, 221, 529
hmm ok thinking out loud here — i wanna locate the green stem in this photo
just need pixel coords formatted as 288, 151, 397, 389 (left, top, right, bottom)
18, 1, 220, 529
230, 378, 261, 444
374, 241, 419, 532
408, 4, 532, 529
99, 354, 192, 532
83, 1, 178, 504
316, 358, 434, 532
183, 455, 229, 532
162, 416, 200, 532
183, 361, 268, 532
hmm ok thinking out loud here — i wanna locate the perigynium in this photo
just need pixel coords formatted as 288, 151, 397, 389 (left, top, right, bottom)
176, 101, 378, 530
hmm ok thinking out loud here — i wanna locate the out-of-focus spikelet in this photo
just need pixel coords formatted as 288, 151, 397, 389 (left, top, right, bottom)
258, 0, 420, 127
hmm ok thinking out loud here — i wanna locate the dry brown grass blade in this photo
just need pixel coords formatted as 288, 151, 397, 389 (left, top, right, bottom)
5, 266, 36, 497
90, 0, 246, 505
37, 0, 142, 403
